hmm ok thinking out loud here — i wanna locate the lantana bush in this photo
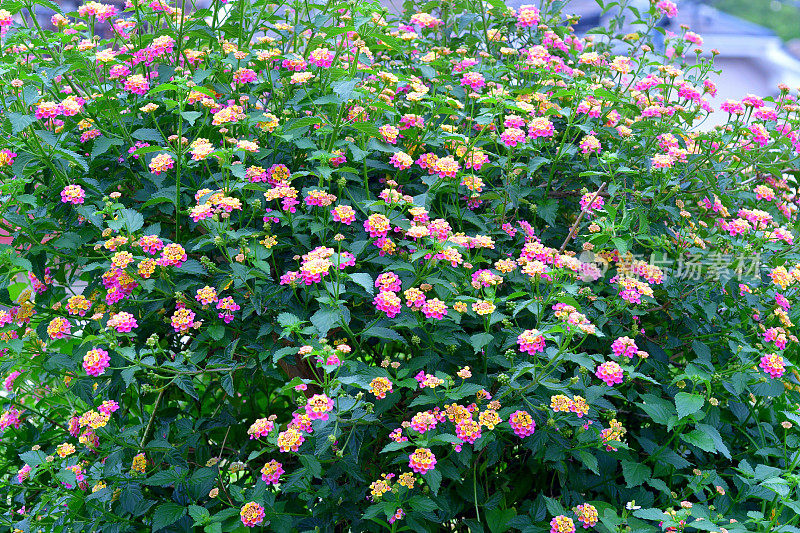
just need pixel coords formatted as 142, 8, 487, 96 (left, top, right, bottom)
1, 0, 800, 531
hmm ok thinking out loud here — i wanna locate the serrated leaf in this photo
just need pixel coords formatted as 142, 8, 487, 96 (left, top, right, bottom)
381, 440, 411, 453
363, 326, 403, 342
121, 208, 145, 233
349, 272, 374, 295
578, 451, 599, 475
188, 505, 210, 525
152, 503, 186, 531
633, 508, 669, 521
696, 423, 730, 458
277, 313, 302, 327
8, 112, 36, 134
311, 307, 341, 337
132, 128, 164, 142
681, 429, 716, 453
486, 508, 517, 533
144, 469, 183, 486
332, 79, 359, 102
621, 461, 651, 487
675, 392, 704, 420
424, 469, 442, 495
91, 137, 123, 158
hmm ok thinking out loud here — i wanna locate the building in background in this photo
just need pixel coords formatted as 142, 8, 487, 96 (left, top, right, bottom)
381, 0, 800, 126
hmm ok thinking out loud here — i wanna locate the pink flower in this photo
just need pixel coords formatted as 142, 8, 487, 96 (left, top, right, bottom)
388, 508, 405, 524
408, 448, 437, 474
232, 67, 257, 84
123, 74, 150, 95
579, 192, 604, 215
240, 502, 265, 528
432, 156, 459, 179
421, 298, 448, 320
309, 47, 334, 68
149, 153, 174, 175
305, 394, 335, 421
261, 459, 284, 485
98, 400, 119, 415
35, 101, 62, 119
509, 410, 535, 437
247, 418, 275, 439
389, 151, 413, 170
528, 117, 555, 139
107, 312, 138, 332
61, 185, 86, 205
550, 515, 576, 533
0, 406, 22, 429
760, 353, 785, 378
379, 124, 400, 144
501, 127, 526, 147
375, 272, 402, 292
47, 317, 71, 339
461, 72, 485, 91
364, 213, 391, 238
517, 329, 545, 355
170, 308, 196, 332
516, 4, 541, 27
329, 149, 347, 167
656, 0, 677, 17
331, 205, 356, 225
579, 134, 601, 155
374, 291, 402, 318
216, 296, 240, 323
595, 361, 623, 386
83, 348, 110, 376
0, 149, 17, 167
611, 337, 637, 358
17, 464, 31, 483
4, 371, 20, 391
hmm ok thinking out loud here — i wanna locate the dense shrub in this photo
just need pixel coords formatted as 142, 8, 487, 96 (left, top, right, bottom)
1, 0, 800, 531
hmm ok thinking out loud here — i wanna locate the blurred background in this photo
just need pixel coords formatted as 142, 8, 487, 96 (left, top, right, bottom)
25, 0, 800, 123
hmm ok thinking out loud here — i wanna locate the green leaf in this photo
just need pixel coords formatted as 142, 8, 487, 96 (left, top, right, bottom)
144, 469, 183, 486
19, 450, 47, 468
675, 392, 704, 420
381, 440, 411, 453
692, 339, 712, 360
578, 451, 599, 475
696, 423, 730, 458
681, 429, 716, 453
486, 508, 517, 533
637, 394, 676, 427
132, 128, 164, 142
180, 111, 203, 125
8, 112, 36, 134
91, 137, 123, 158
121, 208, 145, 233
188, 505, 210, 525
424, 469, 442, 495
409, 495, 437, 513
332, 79, 359, 102
363, 326, 404, 342
152, 503, 187, 531
470, 333, 494, 352
311, 307, 342, 337
633, 508, 669, 522
611, 237, 628, 256
621, 461, 651, 488
277, 313, 302, 328
761, 477, 790, 498
349, 272, 374, 295
300, 455, 322, 478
